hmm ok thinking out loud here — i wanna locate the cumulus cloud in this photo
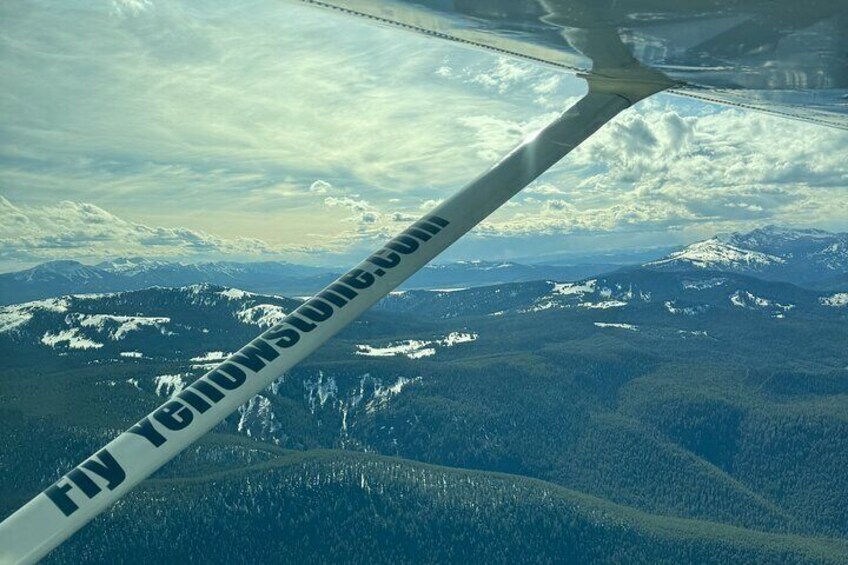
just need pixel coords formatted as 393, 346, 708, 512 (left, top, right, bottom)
471, 57, 534, 93
419, 199, 443, 211
324, 196, 372, 214
323, 196, 391, 237
457, 101, 847, 245
390, 211, 417, 222
0, 0, 845, 268
543, 199, 575, 212
0, 196, 308, 270
526, 184, 565, 196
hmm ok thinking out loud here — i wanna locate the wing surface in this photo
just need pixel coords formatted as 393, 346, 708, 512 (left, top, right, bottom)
296, 0, 848, 129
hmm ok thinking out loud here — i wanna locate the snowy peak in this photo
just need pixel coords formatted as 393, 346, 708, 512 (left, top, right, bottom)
647, 239, 784, 271
722, 225, 834, 247
0, 285, 302, 356
16, 260, 106, 283
646, 227, 848, 289
95, 257, 174, 275
0, 259, 338, 305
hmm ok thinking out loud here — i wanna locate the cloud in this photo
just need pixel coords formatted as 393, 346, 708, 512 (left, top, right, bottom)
111, 0, 152, 16
1, 0, 541, 206
324, 196, 372, 214
543, 199, 575, 212
471, 57, 533, 93
0, 0, 845, 269
419, 199, 443, 211
526, 184, 565, 196
467, 99, 848, 244
390, 212, 417, 222
309, 180, 332, 194
323, 196, 389, 234
0, 196, 311, 270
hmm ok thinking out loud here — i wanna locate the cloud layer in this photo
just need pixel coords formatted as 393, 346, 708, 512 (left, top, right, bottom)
0, 0, 846, 270
0, 196, 307, 268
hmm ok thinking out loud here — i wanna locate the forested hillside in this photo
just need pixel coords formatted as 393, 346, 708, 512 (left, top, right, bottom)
1, 267, 847, 562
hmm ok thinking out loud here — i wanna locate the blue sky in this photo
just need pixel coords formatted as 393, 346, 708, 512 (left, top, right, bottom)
1, 0, 847, 272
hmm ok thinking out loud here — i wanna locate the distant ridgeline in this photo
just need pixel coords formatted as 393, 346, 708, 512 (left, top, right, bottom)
1, 226, 845, 306
0, 258, 617, 306
1, 227, 847, 563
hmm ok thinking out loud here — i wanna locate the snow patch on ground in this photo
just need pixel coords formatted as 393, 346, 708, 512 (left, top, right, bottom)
235, 304, 287, 328
191, 351, 230, 362
664, 301, 707, 316
678, 330, 710, 338
579, 300, 627, 309
219, 288, 253, 300
77, 314, 171, 340
730, 290, 794, 312
525, 280, 648, 314
594, 322, 638, 331
237, 395, 281, 442
820, 293, 848, 307
367, 376, 422, 413
440, 332, 477, 346
71, 293, 114, 300
355, 332, 477, 359
356, 340, 435, 359
0, 298, 71, 333
27, 297, 70, 312
523, 301, 562, 313
189, 350, 230, 369
0, 308, 32, 334
154, 374, 188, 397
41, 329, 103, 350
551, 280, 596, 296
304, 371, 338, 413
683, 278, 727, 290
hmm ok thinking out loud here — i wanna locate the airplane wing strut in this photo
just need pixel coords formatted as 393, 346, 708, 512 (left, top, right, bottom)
0, 76, 669, 564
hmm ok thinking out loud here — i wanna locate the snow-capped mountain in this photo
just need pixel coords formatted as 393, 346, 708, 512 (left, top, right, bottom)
94, 257, 174, 274
14, 260, 111, 283
0, 259, 337, 305
405, 260, 615, 290
5, 272, 842, 363
646, 226, 848, 289
0, 284, 302, 361
3, 273, 845, 475
378, 268, 844, 321
0, 258, 616, 305
648, 239, 785, 271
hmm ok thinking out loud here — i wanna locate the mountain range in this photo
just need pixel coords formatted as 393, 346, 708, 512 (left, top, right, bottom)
0, 257, 626, 306
2, 226, 845, 306
2, 268, 847, 537
3, 269, 845, 362
2, 225, 848, 563
645, 225, 848, 289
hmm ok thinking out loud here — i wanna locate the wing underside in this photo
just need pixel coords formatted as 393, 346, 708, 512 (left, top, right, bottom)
295, 0, 848, 129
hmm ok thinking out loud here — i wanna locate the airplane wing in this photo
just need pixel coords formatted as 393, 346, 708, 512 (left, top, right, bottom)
1, 1, 845, 562
297, 0, 848, 129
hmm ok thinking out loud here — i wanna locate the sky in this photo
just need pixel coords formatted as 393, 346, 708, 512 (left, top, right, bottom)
1, 0, 847, 272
